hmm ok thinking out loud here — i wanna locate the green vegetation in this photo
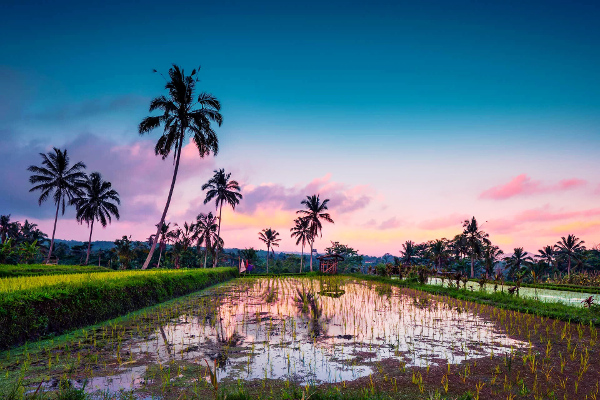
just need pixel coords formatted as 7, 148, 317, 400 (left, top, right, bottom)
0, 267, 236, 349
355, 273, 600, 325
0, 264, 109, 278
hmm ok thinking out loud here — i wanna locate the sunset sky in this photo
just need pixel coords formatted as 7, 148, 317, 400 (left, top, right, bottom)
1, 0, 599, 256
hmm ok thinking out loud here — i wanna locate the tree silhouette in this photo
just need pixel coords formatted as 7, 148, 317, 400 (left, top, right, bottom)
555, 234, 585, 276
290, 217, 312, 273
72, 172, 120, 265
258, 228, 281, 273
28, 148, 86, 262
462, 217, 489, 278
202, 169, 242, 267
296, 195, 334, 272
139, 65, 222, 269
195, 212, 220, 268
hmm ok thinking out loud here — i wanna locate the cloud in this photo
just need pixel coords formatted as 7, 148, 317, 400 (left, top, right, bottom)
480, 174, 587, 200
379, 217, 403, 230
234, 174, 374, 216
418, 213, 470, 230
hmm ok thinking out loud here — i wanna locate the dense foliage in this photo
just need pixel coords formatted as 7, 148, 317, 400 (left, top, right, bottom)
0, 267, 236, 349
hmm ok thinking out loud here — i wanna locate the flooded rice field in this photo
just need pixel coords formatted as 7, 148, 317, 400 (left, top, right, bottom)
428, 277, 600, 306
3, 276, 531, 397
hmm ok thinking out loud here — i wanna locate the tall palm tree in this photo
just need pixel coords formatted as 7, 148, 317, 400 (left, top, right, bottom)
139, 65, 222, 270
554, 234, 585, 276
28, 148, 86, 262
258, 228, 281, 273
504, 247, 533, 280
202, 169, 243, 267
482, 243, 504, 277
462, 217, 489, 278
72, 172, 120, 265
290, 217, 312, 273
195, 212, 220, 268
296, 195, 334, 272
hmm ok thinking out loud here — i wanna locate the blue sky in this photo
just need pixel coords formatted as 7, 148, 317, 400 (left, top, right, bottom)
1, 0, 599, 254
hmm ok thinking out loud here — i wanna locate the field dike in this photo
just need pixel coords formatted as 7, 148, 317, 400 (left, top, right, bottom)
0, 267, 237, 350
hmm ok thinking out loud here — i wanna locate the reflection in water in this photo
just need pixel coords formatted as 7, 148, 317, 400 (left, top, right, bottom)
61, 277, 529, 394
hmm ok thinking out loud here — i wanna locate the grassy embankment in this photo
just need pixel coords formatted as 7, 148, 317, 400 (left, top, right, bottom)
0, 264, 110, 278
0, 267, 237, 350
355, 274, 600, 325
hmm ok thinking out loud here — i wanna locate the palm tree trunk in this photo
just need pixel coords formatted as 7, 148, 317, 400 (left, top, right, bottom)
157, 245, 163, 268
470, 256, 475, 278
85, 219, 94, 265
142, 135, 184, 270
213, 203, 223, 268
204, 242, 208, 268
266, 244, 270, 274
568, 257, 571, 277
309, 241, 313, 272
300, 245, 304, 273
47, 199, 61, 263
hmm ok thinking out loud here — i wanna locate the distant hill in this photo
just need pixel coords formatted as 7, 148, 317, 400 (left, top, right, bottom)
54, 239, 116, 251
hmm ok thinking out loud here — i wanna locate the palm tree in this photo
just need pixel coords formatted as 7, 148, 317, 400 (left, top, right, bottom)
536, 245, 555, 272
482, 243, 504, 277
462, 217, 489, 278
400, 240, 417, 266
296, 195, 334, 272
28, 148, 86, 262
429, 239, 449, 270
154, 222, 173, 268
202, 169, 243, 267
258, 228, 281, 273
504, 247, 533, 280
139, 65, 222, 270
290, 217, 312, 273
0, 215, 12, 244
72, 172, 120, 265
555, 234, 585, 276
195, 212, 220, 268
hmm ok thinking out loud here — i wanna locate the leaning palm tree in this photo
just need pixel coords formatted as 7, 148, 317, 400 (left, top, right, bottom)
258, 228, 281, 274
72, 172, 120, 265
555, 234, 585, 276
139, 65, 222, 270
462, 217, 489, 278
195, 212, 220, 268
202, 169, 243, 267
296, 195, 334, 272
290, 217, 312, 273
28, 148, 86, 262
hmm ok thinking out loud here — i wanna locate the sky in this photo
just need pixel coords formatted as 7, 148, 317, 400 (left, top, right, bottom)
1, 0, 599, 256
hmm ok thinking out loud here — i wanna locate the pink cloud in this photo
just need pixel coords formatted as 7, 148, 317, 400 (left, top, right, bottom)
480, 174, 586, 200
379, 217, 403, 230
418, 213, 470, 230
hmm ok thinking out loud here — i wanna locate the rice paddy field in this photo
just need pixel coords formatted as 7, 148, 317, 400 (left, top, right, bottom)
2, 275, 599, 399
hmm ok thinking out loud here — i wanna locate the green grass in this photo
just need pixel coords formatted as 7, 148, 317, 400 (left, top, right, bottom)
0, 267, 237, 350
0, 264, 110, 278
462, 277, 600, 294
352, 274, 600, 326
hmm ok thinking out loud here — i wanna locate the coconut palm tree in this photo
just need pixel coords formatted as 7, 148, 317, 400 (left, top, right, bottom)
462, 217, 490, 278
504, 247, 533, 280
153, 222, 174, 268
400, 240, 417, 266
536, 245, 555, 271
139, 65, 222, 270
429, 239, 450, 270
202, 169, 243, 267
554, 234, 585, 276
290, 217, 312, 273
482, 243, 504, 277
258, 228, 281, 274
28, 148, 86, 262
72, 172, 120, 265
195, 212, 220, 268
296, 195, 334, 272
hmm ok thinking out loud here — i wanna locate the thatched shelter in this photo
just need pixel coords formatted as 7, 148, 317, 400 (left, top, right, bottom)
317, 254, 344, 274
